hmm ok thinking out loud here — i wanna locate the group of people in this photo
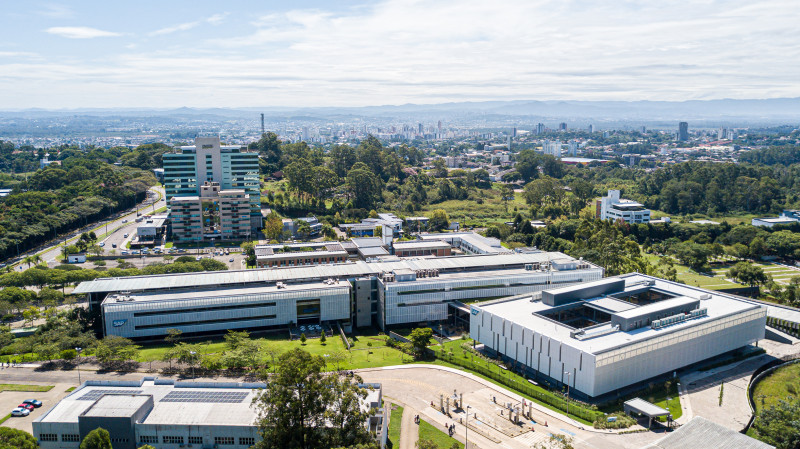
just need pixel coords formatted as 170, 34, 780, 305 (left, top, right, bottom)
414, 414, 420, 424
445, 422, 456, 437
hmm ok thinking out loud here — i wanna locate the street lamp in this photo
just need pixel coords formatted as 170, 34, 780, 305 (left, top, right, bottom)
564, 371, 571, 418
76, 347, 83, 385
465, 405, 471, 449
190, 351, 197, 379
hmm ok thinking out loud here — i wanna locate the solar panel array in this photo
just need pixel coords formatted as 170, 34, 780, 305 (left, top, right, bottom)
160, 390, 249, 403
78, 389, 142, 401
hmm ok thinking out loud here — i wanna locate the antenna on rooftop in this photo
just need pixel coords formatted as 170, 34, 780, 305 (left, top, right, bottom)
261, 113, 265, 135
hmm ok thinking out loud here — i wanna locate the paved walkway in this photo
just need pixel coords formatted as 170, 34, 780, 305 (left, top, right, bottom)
398, 402, 419, 449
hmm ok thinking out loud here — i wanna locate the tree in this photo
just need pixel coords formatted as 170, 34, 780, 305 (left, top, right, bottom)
263, 212, 284, 242
320, 333, 327, 345
752, 395, 800, 449
94, 335, 140, 366
241, 241, 257, 267
253, 348, 374, 449
523, 176, 564, 208
408, 327, 433, 359
300, 333, 307, 345
0, 428, 38, 449
80, 428, 112, 449
729, 261, 770, 287
165, 328, 182, 345
138, 446, 157, 449
416, 440, 438, 449
515, 149, 541, 182
429, 209, 450, 232
345, 165, 382, 210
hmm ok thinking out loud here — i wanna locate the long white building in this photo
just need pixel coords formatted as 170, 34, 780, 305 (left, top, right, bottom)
73, 253, 603, 337
470, 274, 766, 398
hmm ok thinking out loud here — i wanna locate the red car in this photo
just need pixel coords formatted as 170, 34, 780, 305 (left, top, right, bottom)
18, 403, 34, 411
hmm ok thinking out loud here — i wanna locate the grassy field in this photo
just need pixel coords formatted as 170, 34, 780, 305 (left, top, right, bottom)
643, 254, 746, 290
751, 362, 800, 414
138, 331, 414, 370
418, 418, 464, 449
0, 384, 54, 392
416, 183, 527, 227
387, 404, 404, 449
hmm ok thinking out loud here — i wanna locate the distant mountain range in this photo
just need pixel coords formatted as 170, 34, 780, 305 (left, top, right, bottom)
3, 98, 800, 123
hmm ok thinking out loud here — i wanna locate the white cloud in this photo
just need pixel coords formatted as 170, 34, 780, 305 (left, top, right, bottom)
8, 0, 800, 108
45, 26, 121, 39
149, 13, 229, 36
38, 3, 73, 19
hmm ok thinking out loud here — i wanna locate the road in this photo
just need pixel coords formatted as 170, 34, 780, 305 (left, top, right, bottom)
11, 185, 165, 267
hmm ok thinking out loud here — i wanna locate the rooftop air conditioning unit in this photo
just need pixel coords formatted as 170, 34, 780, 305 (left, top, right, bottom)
699, 293, 711, 300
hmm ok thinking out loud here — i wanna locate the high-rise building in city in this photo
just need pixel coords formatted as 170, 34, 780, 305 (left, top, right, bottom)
718, 127, 728, 139
418, 123, 423, 135
559, 122, 567, 131
511, 127, 517, 137
302, 126, 310, 142
678, 121, 689, 141
163, 137, 261, 238
640, 126, 647, 134
543, 140, 562, 158
588, 124, 594, 133
536, 123, 545, 135
567, 140, 578, 156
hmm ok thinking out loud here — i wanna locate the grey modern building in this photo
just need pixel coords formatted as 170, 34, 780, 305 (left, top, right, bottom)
678, 121, 689, 141
73, 253, 603, 337
470, 273, 766, 398
33, 378, 385, 449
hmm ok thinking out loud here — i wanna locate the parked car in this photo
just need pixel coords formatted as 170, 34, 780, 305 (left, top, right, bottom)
123, 233, 129, 238
11, 407, 30, 417
122, 219, 128, 223
22, 399, 42, 408
112, 243, 117, 248
98, 242, 105, 247
18, 403, 34, 411
229, 258, 234, 262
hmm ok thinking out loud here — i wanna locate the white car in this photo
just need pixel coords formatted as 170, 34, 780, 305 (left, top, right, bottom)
11, 407, 30, 417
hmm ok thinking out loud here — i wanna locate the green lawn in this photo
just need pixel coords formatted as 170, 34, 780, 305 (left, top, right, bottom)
418, 418, 463, 449
0, 384, 54, 392
643, 254, 746, 290
416, 183, 527, 227
138, 331, 414, 370
387, 404, 404, 449
752, 362, 800, 414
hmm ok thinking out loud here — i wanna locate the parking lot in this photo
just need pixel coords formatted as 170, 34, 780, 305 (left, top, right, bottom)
0, 381, 74, 435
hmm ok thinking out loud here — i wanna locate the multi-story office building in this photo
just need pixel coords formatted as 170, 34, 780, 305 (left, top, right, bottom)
678, 122, 689, 141
33, 378, 386, 449
169, 183, 251, 242
74, 252, 602, 336
470, 274, 766, 399
599, 190, 651, 224
163, 137, 261, 236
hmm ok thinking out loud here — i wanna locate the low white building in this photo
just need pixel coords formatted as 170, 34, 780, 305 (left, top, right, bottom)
470, 274, 766, 399
33, 378, 385, 449
752, 210, 800, 228
599, 190, 651, 224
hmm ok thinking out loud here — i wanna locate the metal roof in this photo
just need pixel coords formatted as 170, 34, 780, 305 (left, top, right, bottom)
624, 398, 669, 417
73, 252, 589, 294
641, 416, 774, 449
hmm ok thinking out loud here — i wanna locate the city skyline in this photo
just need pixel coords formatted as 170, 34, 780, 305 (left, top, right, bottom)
1, 0, 799, 109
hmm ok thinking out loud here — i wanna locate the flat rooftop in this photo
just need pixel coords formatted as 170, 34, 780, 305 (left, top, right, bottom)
36, 379, 264, 427
75, 252, 597, 294
393, 241, 452, 250
102, 282, 349, 307
477, 273, 763, 355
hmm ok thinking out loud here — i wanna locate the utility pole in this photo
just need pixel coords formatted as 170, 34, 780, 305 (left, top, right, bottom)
465, 405, 471, 449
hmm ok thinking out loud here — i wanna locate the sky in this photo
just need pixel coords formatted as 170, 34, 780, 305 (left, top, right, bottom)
0, 0, 798, 109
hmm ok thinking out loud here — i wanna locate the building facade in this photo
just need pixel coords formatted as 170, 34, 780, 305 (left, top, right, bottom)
599, 190, 651, 224
163, 137, 261, 237
470, 274, 766, 399
75, 253, 603, 335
